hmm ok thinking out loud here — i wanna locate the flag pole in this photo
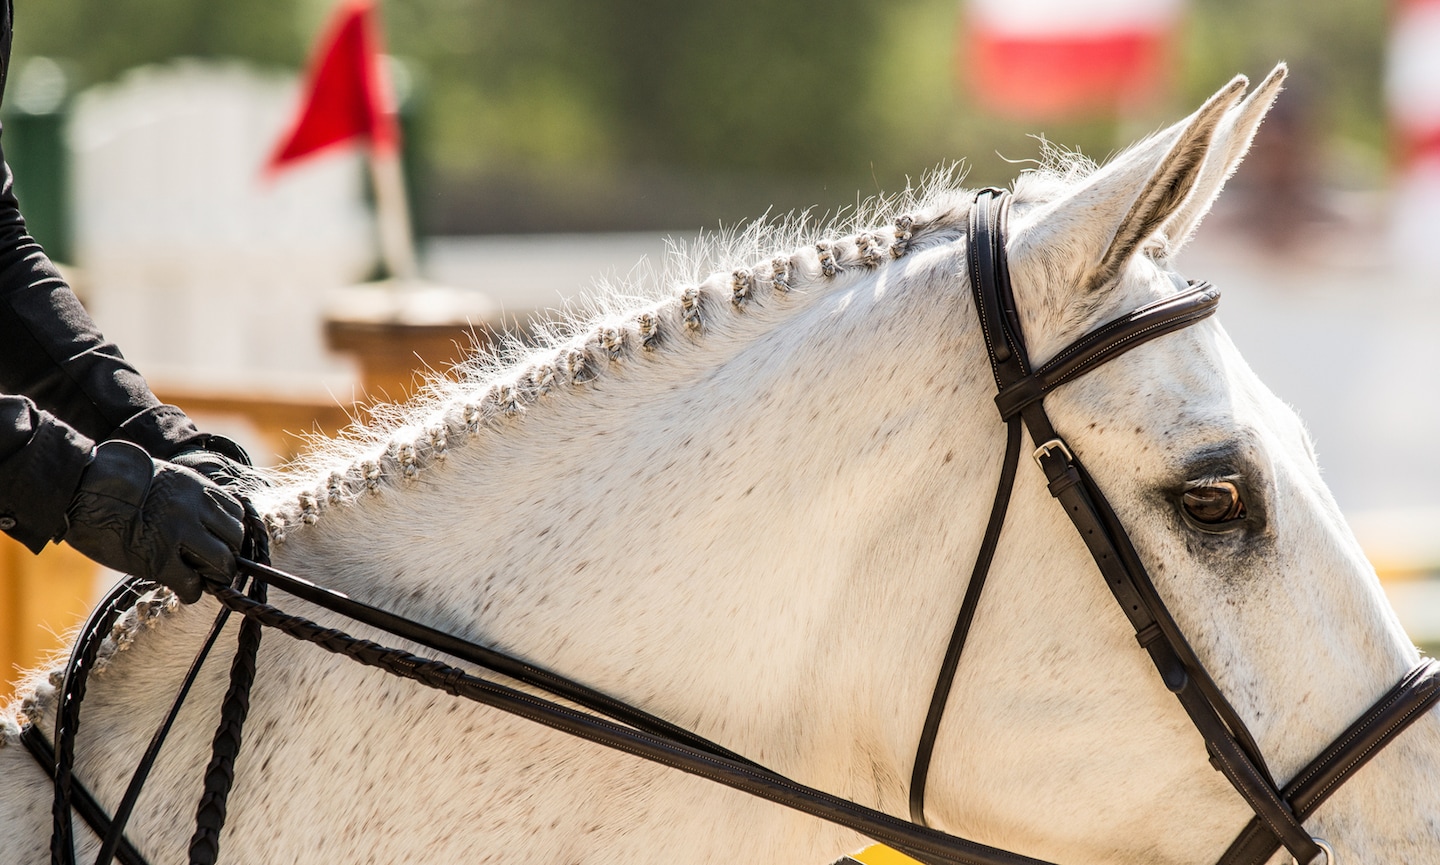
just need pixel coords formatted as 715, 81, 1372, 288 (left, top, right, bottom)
265, 0, 420, 285
370, 19, 418, 286
369, 144, 419, 284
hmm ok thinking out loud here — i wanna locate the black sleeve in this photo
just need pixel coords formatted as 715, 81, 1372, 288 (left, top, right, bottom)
0, 0, 204, 551
0, 393, 94, 552
0, 0, 199, 459
0, 144, 203, 459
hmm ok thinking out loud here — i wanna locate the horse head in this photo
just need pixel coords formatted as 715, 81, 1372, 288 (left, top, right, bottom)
911, 64, 1440, 861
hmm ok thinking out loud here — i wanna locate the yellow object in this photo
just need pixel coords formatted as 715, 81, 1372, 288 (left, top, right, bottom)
851, 845, 925, 865
0, 535, 102, 703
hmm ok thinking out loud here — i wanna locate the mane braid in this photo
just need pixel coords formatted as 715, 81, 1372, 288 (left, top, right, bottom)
3, 585, 181, 735
256, 168, 984, 543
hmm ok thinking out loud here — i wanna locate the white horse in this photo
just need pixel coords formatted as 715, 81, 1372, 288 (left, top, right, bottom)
4, 65, 1437, 864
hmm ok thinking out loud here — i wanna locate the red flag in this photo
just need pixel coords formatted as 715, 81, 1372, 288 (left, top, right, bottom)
964, 0, 1184, 120
267, 0, 399, 172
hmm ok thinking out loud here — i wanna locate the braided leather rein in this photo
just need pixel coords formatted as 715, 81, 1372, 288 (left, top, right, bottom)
22, 188, 1440, 865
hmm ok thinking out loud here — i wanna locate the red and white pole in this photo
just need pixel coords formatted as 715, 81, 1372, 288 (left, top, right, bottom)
1387, 0, 1440, 263
964, 0, 1185, 120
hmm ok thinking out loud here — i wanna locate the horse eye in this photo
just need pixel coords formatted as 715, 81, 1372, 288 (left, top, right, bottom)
1182, 481, 1246, 526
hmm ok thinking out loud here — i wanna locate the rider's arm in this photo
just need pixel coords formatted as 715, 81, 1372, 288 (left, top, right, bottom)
0, 0, 250, 599
0, 0, 201, 461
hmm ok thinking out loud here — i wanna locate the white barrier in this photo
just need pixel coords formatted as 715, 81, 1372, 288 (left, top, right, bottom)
68, 60, 373, 393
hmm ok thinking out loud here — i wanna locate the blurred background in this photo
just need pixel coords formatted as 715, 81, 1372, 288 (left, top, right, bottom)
2, 0, 1438, 700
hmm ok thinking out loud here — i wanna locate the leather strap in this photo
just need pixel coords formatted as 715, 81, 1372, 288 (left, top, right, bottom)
960, 188, 1322, 864
909, 417, 1023, 825
21, 725, 149, 865
1217, 657, 1440, 865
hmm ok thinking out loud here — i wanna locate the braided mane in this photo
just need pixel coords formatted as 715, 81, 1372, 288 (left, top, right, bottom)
255, 165, 1009, 543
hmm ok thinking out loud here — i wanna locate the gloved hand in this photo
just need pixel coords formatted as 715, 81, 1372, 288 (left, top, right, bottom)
64, 440, 246, 603
169, 433, 267, 490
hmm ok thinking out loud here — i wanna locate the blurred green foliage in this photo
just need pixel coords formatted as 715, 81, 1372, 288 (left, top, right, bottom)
9, 0, 1390, 232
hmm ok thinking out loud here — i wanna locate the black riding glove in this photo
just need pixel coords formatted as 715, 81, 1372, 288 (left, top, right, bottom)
64, 440, 245, 603
169, 433, 267, 490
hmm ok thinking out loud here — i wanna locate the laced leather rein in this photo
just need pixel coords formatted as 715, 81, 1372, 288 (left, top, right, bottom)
23, 188, 1440, 865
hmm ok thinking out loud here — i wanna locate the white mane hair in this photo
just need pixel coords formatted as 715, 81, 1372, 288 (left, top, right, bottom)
255, 154, 1106, 543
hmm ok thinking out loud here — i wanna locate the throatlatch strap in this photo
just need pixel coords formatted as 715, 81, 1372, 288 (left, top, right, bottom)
910, 416, 1023, 826
907, 187, 1029, 828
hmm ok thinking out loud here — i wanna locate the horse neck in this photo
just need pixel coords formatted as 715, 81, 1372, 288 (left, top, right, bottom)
260, 228, 1009, 802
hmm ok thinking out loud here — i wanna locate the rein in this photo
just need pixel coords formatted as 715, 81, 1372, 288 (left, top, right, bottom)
23, 189, 1440, 865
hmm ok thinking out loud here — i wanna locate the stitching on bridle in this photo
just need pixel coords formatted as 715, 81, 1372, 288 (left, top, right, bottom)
1305, 698, 1432, 810
1041, 306, 1210, 392
1210, 745, 1292, 844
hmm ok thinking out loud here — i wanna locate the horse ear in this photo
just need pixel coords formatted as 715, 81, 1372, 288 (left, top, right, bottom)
1159, 64, 1288, 250
1017, 74, 1248, 294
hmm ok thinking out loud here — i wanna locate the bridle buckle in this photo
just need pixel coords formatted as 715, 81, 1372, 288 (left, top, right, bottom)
1292, 837, 1335, 865
1032, 437, 1073, 469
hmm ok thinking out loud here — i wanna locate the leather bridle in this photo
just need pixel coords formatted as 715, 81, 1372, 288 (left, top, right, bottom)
909, 188, 1440, 865
21, 188, 1440, 865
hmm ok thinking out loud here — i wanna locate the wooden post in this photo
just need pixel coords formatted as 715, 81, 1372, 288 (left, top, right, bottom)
323, 277, 499, 403
325, 315, 493, 402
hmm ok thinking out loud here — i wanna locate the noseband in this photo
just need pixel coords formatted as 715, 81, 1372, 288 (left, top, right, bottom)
24, 189, 1440, 865
909, 188, 1440, 865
